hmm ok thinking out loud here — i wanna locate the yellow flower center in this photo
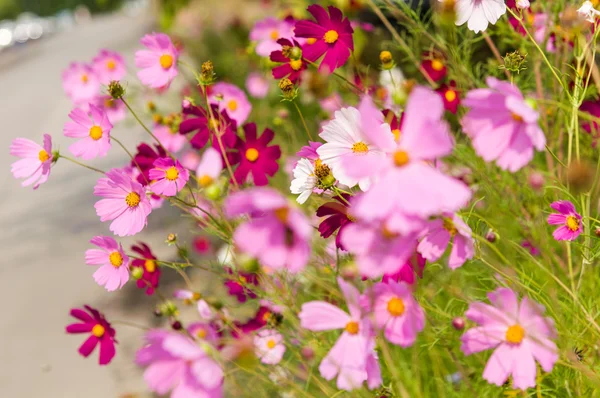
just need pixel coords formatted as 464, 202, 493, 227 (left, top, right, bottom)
165, 166, 179, 181
81, 74, 89, 83
208, 118, 220, 131
306, 38, 317, 45
106, 59, 116, 70
566, 215, 580, 232
159, 54, 174, 69
104, 98, 115, 108
38, 150, 50, 163
274, 207, 289, 223
392, 129, 401, 141
144, 259, 156, 273
393, 150, 410, 167
262, 311, 272, 323
267, 339, 277, 349
382, 226, 399, 240
227, 100, 238, 111
511, 113, 524, 123
197, 328, 207, 339
199, 175, 213, 187
323, 30, 339, 44
387, 297, 405, 317
345, 321, 359, 335
314, 158, 332, 180
109, 251, 124, 267
505, 324, 525, 344
289, 59, 303, 71
445, 90, 457, 102
352, 141, 369, 153
239, 275, 247, 283
375, 87, 388, 101
192, 292, 202, 301
91, 324, 105, 338
431, 59, 444, 71
270, 30, 279, 40
245, 148, 259, 162
442, 217, 458, 237
125, 192, 141, 208
89, 125, 103, 141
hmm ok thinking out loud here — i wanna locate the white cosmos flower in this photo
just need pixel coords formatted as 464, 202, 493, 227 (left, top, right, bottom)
290, 158, 317, 204
379, 67, 405, 109
317, 107, 387, 191
578, 1, 600, 23
445, 0, 507, 34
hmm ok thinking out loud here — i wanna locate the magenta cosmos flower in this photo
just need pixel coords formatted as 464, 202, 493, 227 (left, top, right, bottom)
254, 329, 286, 365
66, 305, 116, 365
270, 38, 307, 83
299, 277, 376, 391
85, 236, 130, 291
547, 200, 583, 241
149, 157, 190, 197
132, 142, 167, 186
62, 62, 100, 105
179, 104, 239, 155
131, 242, 161, 295
436, 81, 461, 114
250, 16, 295, 57
421, 51, 447, 82
461, 288, 558, 390
135, 33, 179, 89
209, 82, 252, 125
361, 281, 425, 347
316, 194, 354, 250
64, 104, 113, 160
136, 329, 223, 397
94, 168, 152, 236
417, 213, 474, 269
294, 5, 354, 74
10, 134, 53, 189
92, 49, 126, 84
225, 188, 311, 273
462, 77, 546, 172
233, 123, 281, 186
224, 267, 258, 303
348, 90, 471, 220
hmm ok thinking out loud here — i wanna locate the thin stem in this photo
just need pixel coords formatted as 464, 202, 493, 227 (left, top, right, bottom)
304, 58, 364, 94
58, 155, 106, 174
293, 102, 314, 141
112, 136, 149, 185
567, 242, 575, 297
482, 32, 511, 80
120, 96, 169, 155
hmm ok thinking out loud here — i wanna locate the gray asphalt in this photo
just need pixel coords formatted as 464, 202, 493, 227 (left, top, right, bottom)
0, 11, 177, 397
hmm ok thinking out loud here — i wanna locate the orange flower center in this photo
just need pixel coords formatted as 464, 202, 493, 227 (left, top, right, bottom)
393, 150, 410, 167
392, 129, 401, 141
387, 297, 405, 317
109, 251, 124, 267
511, 113, 524, 123
165, 166, 179, 181
566, 215, 580, 232
270, 30, 279, 40
267, 339, 277, 349
227, 100, 238, 112
442, 217, 458, 237
125, 192, 141, 208
431, 59, 444, 71
445, 90, 457, 102
199, 175, 213, 187
274, 207, 289, 223
92, 324, 105, 338
306, 38, 317, 45
81, 74, 89, 83
89, 125, 103, 141
197, 328, 207, 339
505, 324, 525, 344
144, 259, 156, 272
106, 59, 116, 70
38, 150, 50, 163
159, 54, 174, 69
245, 148, 259, 162
290, 59, 303, 71
352, 141, 369, 153
345, 321, 359, 334
323, 30, 339, 44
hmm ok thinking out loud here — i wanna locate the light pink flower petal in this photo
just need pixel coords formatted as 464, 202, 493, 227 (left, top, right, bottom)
482, 343, 516, 386
299, 301, 350, 331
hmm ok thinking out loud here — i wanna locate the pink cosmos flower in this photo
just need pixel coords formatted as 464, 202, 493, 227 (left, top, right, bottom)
208, 82, 252, 125
270, 38, 307, 83
94, 168, 153, 236
174, 289, 202, 304
461, 288, 558, 390
85, 236, 130, 291
10, 134, 53, 189
299, 277, 373, 391
130, 242, 161, 295
417, 213, 475, 269
188, 322, 219, 343
64, 104, 113, 160
62, 62, 101, 105
249, 17, 295, 57
246, 72, 270, 98
225, 187, 311, 273
361, 281, 425, 346
196, 147, 223, 188
92, 49, 126, 84
462, 77, 546, 172
153, 123, 186, 153
66, 305, 116, 365
320, 93, 344, 115
254, 329, 286, 365
348, 90, 472, 220
295, 5, 354, 74
296, 141, 322, 160
136, 329, 223, 397
149, 157, 190, 196
132, 142, 167, 186
93, 95, 126, 124
135, 33, 179, 89
233, 123, 281, 186
547, 200, 583, 241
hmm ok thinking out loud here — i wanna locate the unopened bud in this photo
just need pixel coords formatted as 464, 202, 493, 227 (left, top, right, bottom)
147, 101, 156, 112
205, 183, 222, 201
501, 50, 528, 74
595, 227, 600, 237
301, 346, 315, 360
240, 255, 260, 273
290, 46, 303, 61
485, 229, 497, 243
166, 233, 177, 244
159, 301, 179, 317
131, 267, 144, 280
278, 78, 296, 100
199, 60, 216, 85
528, 171, 544, 191
452, 317, 465, 330
171, 321, 183, 330
107, 80, 125, 99
516, 0, 530, 9
379, 50, 394, 70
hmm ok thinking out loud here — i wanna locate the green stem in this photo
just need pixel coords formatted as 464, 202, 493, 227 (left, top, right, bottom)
293, 102, 314, 141
58, 155, 106, 174
120, 97, 168, 155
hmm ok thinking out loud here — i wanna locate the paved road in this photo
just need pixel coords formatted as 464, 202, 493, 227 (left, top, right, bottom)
0, 12, 177, 397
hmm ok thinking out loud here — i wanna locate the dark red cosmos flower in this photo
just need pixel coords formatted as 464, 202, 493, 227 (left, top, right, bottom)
294, 5, 354, 74
65, 305, 117, 365
233, 123, 281, 186
270, 38, 307, 83
581, 100, 600, 137
316, 194, 354, 250
436, 81, 461, 114
224, 267, 258, 303
130, 242, 161, 295
131, 142, 167, 186
421, 51, 447, 82
382, 252, 426, 285
179, 104, 239, 157
232, 305, 281, 337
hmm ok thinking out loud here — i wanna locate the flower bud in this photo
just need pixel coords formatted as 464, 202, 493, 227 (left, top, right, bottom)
567, 160, 593, 193
595, 227, 600, 237
166, 233, 177, 244
528, 171, 544, 191
159, 301, 179, 317
171, 321, 183, 330
301, 346, 315, 360
107, 80, 125, 99
379, 50, 394, 70
516, 0, 530, 9
205, 183, 222, 201
278, 78, 297, 101
290, 46, 303, 61
199, 60, 216, 85
240, 255, 260, 273
147, 101, 156, 112
501, 50, 528, 74
485, 229, 497, 243
131, 267, 144, 280
452, 317, 465, 330
438, 0, 457, 27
